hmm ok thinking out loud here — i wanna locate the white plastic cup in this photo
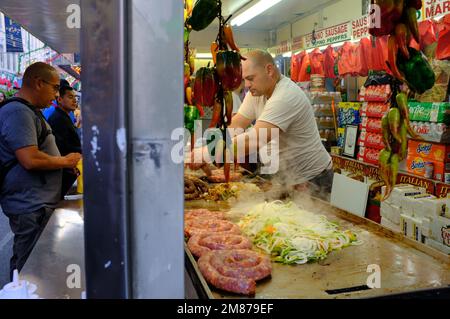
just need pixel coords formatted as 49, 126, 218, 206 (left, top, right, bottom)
1, 281, 29, 299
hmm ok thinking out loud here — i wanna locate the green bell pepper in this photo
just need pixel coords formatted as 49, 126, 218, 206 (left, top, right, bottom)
397, 47, 435, 94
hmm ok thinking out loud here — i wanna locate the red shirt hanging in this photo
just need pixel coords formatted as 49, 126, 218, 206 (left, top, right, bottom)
290, 52, 301, 82
309, 48, 325, 76
298, 51, 311, 82
323, 46, 338, 79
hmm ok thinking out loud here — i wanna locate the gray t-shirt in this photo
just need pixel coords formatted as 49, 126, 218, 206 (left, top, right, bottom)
0, 101, 62, 215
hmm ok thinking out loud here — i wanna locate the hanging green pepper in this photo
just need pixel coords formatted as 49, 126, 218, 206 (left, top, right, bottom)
184, 104, 200, 133
187, 0, 219, 31
216, 51, 242, 92
397, 48, 435, 94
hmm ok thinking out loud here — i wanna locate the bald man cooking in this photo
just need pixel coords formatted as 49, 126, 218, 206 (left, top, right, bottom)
191, 50, 333, 197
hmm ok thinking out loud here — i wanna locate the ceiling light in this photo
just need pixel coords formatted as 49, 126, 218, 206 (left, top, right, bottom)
231, 0, 283, 27
196, 53, 213, 59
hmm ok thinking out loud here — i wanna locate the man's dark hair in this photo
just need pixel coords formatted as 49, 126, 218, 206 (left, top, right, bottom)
60, 79, 70, 88
59, 85, 74, 97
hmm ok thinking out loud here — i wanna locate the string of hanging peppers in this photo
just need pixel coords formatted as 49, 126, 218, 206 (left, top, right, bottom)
184, 0, 244, 183
369, 0, 436, 200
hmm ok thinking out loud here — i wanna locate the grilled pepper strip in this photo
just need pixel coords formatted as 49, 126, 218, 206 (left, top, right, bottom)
224, 24, 240, 52
399, 122, 408, 161
209, 100, 222, 129
395, 23, 410, 59
224, 91, 233, 125
381, 114, 392, 151
211, 42, 219, 65
387, 35, 405, 81
396, 92, 421, 139
388, 108, 402, 144
390, 154, 400, 189
405, 6, 420, 44
379, 149, 393, 201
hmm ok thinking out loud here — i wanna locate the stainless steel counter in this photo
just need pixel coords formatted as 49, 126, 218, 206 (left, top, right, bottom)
20, 198, 85, 299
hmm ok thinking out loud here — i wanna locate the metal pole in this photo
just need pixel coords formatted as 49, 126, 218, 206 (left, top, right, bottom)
129, 0, 184, 298
81, 0, 184, 298
81, 0, 130, 298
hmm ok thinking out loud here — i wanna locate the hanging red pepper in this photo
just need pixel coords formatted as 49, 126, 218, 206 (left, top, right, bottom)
216, 51, 242, 92
369, 0, 404, 37
194, 67, 218, 109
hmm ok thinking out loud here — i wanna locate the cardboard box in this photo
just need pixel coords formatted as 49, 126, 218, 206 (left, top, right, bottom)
358, 147, 380, 165
416, 197, 447, 219
358, 131, 385, 150
411, 217, 423, 242
400, 214, 414, 238
381, 217, 401, 233
410, 122, 450, 144
408, 102, 450, 124
381, 201, 401, 225
391, 186, 424, 206
406, 156, 450, 182
408, 140, 450, 163
401, 194, 434, 217
400, 214, 423, 241
425, 238, 450, 255
429, 215, 450, 243
360, 117, 382, 134
381, 186, 392, 205
380, 201, 392, 219
360, 102, 390, 118
421, 217, 432, 238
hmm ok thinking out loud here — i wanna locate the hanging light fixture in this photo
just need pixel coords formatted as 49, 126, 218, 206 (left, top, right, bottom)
231, 0, 283, 27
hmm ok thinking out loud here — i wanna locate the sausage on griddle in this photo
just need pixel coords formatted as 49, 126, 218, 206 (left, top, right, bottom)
187, 233, 252, 258
198, 249, 272, 295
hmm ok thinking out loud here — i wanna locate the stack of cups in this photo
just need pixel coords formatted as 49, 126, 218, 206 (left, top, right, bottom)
0, 270, 38, 299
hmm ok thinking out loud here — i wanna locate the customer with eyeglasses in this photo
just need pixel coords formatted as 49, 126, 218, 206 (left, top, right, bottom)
0, 62, 81, 279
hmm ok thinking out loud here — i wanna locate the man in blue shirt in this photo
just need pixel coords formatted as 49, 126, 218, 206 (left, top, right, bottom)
0, 63, 81, 279
42, 79, 76, 123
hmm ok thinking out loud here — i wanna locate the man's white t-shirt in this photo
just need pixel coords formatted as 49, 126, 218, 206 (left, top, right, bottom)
238, 76, 331, 185
232, 92, 242, 114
